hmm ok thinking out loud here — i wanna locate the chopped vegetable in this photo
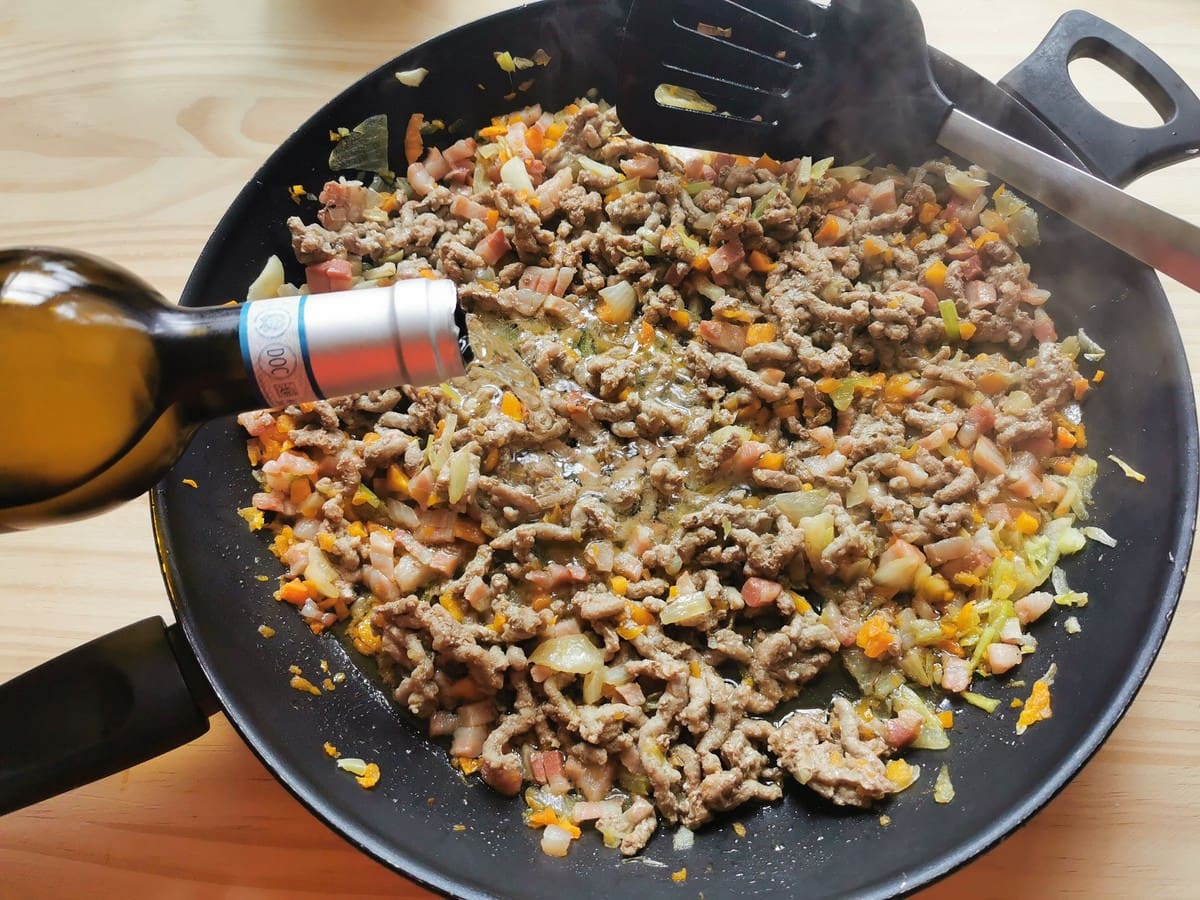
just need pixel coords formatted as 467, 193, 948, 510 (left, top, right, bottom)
933, 765, 955, 804
654, 83, 717, 113
529, 634, 604, 673
1016, 668, 1056, 735
962, 691, 1000, 714
938, 299, 961, 341
395, 68, 429, 87
1108, 455, 1146, 483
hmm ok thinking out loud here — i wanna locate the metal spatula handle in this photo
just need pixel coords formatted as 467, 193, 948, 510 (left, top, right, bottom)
939, 108, 1200, 291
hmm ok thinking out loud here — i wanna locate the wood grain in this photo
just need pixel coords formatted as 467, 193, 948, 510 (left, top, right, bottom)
2, 1, 1199, 897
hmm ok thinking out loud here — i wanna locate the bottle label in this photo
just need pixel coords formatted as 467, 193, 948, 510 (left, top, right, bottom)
239, 296, 323, 408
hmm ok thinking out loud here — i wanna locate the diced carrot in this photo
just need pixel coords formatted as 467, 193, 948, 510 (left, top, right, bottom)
978, 371, 1009, 395
1073, 378, 1091, 401
531, 593, 554, 612
278, 579, 311, 605
485, 208, 500, 229
959, 322, 977, 341
669, 309, 691, 329
856, 614, 895, 659
747, 249, 777, 272
289, 478, 312, 506
627, 602, 655, 626
477, 124, 508, 139
746, 322, 778, 345
861, 236, 888, 258
386, 464, 410, 495
525, 126, 544, 156
317, 532, 336, 552
918, 202, 941, 225
937, 710, 954, 729
362, 431, 381, 444
1055, 426, 1077, 451
1014, 511, 1040, 535
637, 320, 654, 346
611, 575, 629, 596
405, 112, 424, 165
973, 231, 1001, 249
814, 215, 845, 246
691, 251, 710, 272
923, 260, 948, 290
501, 391, 524, 421
439, 593, 466, 622
528, 807, 558, 828
757, 452, 786, 471
754, 153, 781, 174
1093, 369, 1106, 383
545, 121, 566, 141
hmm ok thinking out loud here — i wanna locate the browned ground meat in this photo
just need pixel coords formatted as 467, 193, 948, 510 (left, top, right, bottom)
238, 99, 1098, 858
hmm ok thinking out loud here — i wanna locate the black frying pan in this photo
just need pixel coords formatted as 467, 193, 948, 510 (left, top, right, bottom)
2, 2, 1197, 897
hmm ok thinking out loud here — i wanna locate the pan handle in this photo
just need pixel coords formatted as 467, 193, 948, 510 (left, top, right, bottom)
0, 617, 218, 814
998, 10, 1200, 188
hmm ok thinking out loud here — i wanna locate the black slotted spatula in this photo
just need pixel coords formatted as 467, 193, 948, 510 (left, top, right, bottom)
617, 0, 1200, 291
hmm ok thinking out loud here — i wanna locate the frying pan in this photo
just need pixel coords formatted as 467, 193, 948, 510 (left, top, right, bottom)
1, 1, 1197, 896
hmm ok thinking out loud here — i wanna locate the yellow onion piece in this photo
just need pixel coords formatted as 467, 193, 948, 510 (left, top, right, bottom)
775, 489, 831, 523
304, 546, 341, 598
530, 634, 604, 674
659, 592, 712, 625
246, 254, 284, 301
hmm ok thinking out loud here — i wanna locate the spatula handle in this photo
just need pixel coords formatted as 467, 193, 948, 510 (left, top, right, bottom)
938, 108, 1200, 292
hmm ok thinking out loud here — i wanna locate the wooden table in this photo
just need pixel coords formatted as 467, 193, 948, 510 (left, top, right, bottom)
2, 1, 1199, 896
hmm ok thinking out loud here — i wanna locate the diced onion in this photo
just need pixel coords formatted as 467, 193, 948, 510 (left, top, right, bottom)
246, 254, 285, 301
945, 167, 989, 200
673, 826, 695, 851
541, 824, 574, 857
304, 546, 341, 598
395, 67, 429, 87
800, 512, 836, 569
1076, 328, 1106, 361
577, 156, 620, 180
774, 489, 831, 523
1081, 525, 1117, 548
582, 668, 605, 704
500, 156, 535, 194
337, 757, 369, 775
845, 471, 870, 509
448, 447, 471, 504
654, 83, 718, 113
933, 764, 955, 804
596, 281, 638, 324
826, 165, 870, 182
659, 592, 712, 625
1108, 454, 1146, 483
529, 634, 604, 674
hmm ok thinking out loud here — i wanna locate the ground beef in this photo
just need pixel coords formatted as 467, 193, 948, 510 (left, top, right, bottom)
239, 98, 1097, 860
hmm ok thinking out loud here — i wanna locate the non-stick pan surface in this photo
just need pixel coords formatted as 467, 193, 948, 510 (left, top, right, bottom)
149, 1, 1197, 896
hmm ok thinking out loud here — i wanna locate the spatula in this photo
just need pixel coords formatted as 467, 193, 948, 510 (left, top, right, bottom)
616, 0, 1200, 291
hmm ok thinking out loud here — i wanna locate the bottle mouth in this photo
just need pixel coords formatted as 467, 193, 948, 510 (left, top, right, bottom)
454, 301, 475, 365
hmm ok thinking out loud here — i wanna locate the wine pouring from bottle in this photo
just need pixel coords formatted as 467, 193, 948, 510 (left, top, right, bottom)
0, 248, 472, 530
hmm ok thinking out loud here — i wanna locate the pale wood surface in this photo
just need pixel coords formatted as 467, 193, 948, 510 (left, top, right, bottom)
2, 1, 1200, 897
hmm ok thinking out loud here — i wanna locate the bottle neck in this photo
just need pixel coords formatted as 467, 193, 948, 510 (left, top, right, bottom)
157, 281, 470, 421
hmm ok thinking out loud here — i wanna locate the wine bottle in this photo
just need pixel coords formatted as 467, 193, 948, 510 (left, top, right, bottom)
0, 248, 472, 530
